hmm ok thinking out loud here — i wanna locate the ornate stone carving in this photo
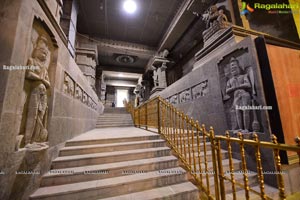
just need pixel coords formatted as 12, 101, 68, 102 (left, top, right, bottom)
180, 89, 191, 103
151, 49, 169, 90
170, 95, 179, 105
64, 73, 75, 96
192, 80, 208, 99
82, 92, 88, 104
225, 57, 251, 131
63, 73, 97, 111
75, 84, 83, 100
219, 53, 260, 133
202, 5, 229, 42
24, 35, 51, 148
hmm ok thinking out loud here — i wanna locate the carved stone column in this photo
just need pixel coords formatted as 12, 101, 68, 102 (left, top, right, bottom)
75, 47, 97, 90
60, 0, 78, 57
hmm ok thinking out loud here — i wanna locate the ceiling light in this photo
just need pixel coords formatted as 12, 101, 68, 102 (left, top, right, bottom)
118, 73, 124, 77
123, 0, 137, 14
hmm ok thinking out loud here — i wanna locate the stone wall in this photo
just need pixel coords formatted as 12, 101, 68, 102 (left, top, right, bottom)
0, 0, 103, 199
158, 35, 278, 186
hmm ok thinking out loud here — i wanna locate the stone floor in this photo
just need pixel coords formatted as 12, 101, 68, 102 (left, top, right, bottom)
69, 127, 158, 141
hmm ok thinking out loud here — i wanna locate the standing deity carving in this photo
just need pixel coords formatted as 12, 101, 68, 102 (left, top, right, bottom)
225, 57, 252, 131
24, 35, 51, 148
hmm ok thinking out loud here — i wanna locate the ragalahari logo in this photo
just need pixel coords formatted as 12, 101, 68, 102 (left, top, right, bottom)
241, 2, 255, 15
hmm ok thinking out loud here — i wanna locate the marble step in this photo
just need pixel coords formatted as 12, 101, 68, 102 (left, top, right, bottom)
41, 156, 178, 186
30, 167, 187, 200
52, 147, 171, 169
60, 139, 166, 156
65, 135, 161, 147
95, 124, 134, 128
100, 182, 199, 200
97, 118, 132, 121
96, 119, 132, 122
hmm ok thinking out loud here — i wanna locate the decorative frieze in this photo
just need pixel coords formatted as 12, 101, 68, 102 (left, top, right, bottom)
167, 80, 209, 105
63, 72, 97, 110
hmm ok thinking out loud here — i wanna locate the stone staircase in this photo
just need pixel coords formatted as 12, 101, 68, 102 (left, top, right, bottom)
29, 128, 199, 200
96, 107, 134, 128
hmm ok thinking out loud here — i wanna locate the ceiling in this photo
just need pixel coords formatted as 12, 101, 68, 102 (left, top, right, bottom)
77, 0, 184, 47
76, 0, 211, 88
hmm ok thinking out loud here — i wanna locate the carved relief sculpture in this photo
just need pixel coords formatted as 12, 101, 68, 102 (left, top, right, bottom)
170, 95, 178, 105
75, 84, 83, 100
24, 35, 51, 148
180, 89, 191, 103
192, 80, 208, 99
64, 73, 75, 96
225, 57, 251, 132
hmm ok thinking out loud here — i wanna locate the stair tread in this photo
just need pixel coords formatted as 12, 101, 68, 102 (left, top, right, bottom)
30, 167, 186, 198
67, 135, 160, 144
61, 139, 165, 150
44, 156, 178, 177
53, 147, 171, 162
100, 182, 198, 200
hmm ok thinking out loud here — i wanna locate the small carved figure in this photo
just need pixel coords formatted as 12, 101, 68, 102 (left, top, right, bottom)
24, 35, 51, 146
225, 57, 251, 131
75, 85, 83, 100
203, 5, 219, 29
152, 65, 159, 87
159, 49, 169, 58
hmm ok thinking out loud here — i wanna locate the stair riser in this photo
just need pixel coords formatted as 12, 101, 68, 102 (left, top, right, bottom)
60, 141, 167, 156
52, 149, 171, 169
41, 159, 179, 186
31, 173, 187, 200
191, 162, 241, 177
65, 135, 161, 146
208, 175, 258, 195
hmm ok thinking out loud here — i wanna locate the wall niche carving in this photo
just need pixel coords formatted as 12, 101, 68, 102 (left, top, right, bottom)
218, 48, 262, 133
17, 18, 57, 151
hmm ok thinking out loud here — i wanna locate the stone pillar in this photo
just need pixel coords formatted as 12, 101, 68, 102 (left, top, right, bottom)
60, 0, 78, 57
75, 47, 97, 90
100, 74, 106, 102
150, 50, 170, 98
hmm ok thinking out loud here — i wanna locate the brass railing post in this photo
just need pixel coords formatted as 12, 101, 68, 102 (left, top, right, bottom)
238, 132, 250, 200
145, 103, 148, 130
216, 137, 225, 200
138, 107, 141, 128
210, 127, 220, 200
157, 98, 161, 134
253, 133, 267, 200
272, 135, 286, 200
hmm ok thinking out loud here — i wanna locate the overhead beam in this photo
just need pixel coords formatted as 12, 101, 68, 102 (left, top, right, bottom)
99, 65, 145, 74
158, 0, 202, 52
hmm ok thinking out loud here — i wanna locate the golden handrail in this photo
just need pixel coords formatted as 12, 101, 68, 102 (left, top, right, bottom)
124, 96, 300, 200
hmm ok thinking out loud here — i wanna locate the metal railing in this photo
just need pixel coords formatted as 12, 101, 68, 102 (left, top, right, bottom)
124, 96, 300, 200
